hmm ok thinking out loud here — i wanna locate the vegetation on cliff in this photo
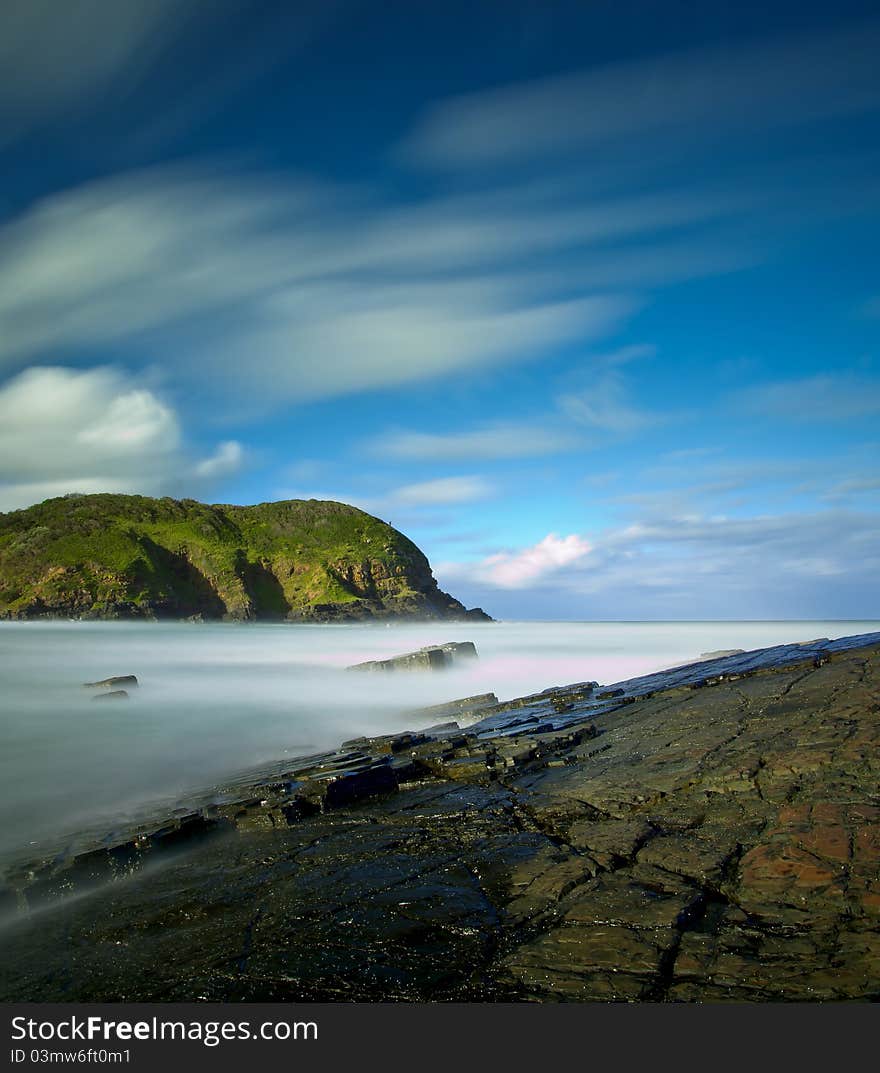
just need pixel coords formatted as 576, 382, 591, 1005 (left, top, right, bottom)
0, 494, 489, 622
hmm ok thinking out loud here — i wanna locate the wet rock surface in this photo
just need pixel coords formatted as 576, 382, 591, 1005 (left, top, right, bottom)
403, 693, 499, 725
1, 631, 879, 1002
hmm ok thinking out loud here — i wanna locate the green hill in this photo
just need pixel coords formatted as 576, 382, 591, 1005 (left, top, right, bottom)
0, 494, 491, 622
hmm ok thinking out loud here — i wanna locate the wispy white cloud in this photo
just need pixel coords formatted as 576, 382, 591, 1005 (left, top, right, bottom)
558, 372, 657, 434
401, 19, 880, 168
367, 339, 665, 465
245, 286, 627, 405
586, 344, 657, 367
737, 375, 880, 422
822, 475, 880, 502
0, 166, 645, 408
367, 342, 661, 462
603, 452, 880, 519
346, 188, 751, 270
273, 475, 495, 519
556, 345, 660, 435
388, 476, 493, 507
367, 422, 583, 462
609, 483, 749, 516
193, 440, 244, 479
640, 456, 805, 488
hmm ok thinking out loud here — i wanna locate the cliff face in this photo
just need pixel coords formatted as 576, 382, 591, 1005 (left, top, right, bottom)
0, 494, 490, 622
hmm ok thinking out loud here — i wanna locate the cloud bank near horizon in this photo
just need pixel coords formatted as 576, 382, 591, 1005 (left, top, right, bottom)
436, 511, 880, 620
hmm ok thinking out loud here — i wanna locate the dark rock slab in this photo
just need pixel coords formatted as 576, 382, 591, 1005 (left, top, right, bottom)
325, 764, 399, 808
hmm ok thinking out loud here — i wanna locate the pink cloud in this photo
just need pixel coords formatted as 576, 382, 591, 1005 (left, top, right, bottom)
482, 533, 592, 588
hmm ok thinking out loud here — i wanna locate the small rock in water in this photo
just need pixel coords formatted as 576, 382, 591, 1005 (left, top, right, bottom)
92, 690, 129, 702
347, 641, 477, 672
83, 675, 138, 689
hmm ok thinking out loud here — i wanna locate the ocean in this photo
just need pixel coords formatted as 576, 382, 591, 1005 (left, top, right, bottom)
1, 618, 876, 874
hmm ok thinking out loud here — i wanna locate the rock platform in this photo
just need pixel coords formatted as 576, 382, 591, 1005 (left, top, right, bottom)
1, 632, 878, 1001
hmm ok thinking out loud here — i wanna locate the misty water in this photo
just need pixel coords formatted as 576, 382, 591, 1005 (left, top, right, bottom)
2, 618, 877, 873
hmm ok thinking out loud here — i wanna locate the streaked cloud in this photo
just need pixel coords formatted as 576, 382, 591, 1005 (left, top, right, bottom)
640, 456, 805, 488
368, 341, 661, 463
368, 422, 583, 462
737, 375, 880, 422
388, 476, 493, 507
822, 476, 880, 502
0, 0, 181, 145
0, 1, 341, 150
348, 187, 751, 270
0, 166, 645, 408
273, 475, 495, 519
609, 482, 749, 516
401, 19, 880, 169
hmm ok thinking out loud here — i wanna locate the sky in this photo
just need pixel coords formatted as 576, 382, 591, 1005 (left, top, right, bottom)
1, 0, 879, 620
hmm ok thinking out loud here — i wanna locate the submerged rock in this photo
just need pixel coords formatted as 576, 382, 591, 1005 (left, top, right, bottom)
347, 640, 478, 672
91, 690, 129, 701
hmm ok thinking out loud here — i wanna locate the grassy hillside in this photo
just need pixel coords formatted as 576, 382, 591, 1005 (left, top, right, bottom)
0, 494, 489, 622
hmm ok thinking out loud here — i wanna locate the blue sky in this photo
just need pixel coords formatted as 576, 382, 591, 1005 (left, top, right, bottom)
1, 0, 878, 619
